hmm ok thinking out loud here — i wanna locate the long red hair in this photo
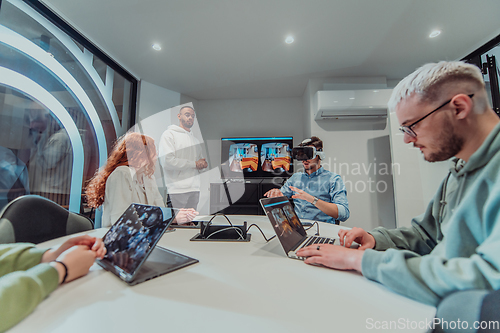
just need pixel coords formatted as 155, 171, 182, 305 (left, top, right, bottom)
85, 132, 157, 208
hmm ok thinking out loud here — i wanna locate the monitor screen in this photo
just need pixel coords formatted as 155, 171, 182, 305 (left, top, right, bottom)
221, 136, 293, 178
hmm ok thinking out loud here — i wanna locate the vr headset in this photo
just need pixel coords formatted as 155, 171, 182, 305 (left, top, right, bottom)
291, 146, 325, 161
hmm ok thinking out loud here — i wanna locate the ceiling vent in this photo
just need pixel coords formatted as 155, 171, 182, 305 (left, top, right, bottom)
314, 89, 392, 120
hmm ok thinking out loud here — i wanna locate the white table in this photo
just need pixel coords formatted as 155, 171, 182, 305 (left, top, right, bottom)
11, 215, 436, 333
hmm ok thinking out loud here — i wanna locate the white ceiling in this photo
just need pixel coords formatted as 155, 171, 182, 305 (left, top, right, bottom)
41, 0, 500, 100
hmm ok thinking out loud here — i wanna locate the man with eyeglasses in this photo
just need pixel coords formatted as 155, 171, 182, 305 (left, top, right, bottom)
159, 105, 207, 211
296, 61, 500, 314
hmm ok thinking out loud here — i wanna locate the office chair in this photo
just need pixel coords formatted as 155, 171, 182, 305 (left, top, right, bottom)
0, 195, 93, 244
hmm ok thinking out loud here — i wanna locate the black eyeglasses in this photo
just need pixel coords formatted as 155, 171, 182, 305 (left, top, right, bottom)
399, 94, 474, 138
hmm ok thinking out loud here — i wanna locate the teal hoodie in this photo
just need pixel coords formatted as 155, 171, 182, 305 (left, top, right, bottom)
362, 122, 500, 306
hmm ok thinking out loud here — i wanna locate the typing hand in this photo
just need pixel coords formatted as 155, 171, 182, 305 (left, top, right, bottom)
296, 244, 364, 272
338, 227, 375, 250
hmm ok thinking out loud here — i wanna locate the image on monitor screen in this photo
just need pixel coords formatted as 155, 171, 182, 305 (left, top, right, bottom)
228, 143, 258, 172
221, 136, 293, 179
261, 142, 291, 173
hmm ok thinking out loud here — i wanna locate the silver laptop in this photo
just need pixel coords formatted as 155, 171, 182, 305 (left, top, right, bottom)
98, 203, 198, 285
260, 196, 335, 260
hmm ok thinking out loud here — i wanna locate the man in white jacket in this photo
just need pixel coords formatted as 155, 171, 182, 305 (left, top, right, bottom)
159, 106, 207, 210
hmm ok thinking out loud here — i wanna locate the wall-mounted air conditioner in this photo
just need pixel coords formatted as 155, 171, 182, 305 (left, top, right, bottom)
314, 89, 393, 120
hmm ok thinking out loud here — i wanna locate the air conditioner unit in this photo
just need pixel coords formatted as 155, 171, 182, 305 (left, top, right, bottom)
314, 89, 392, 120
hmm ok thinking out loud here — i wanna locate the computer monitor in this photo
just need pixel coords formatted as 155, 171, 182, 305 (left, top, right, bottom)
221, 136, 293, 179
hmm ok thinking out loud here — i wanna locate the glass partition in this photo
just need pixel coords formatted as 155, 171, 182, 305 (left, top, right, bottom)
0, 0, 137, 217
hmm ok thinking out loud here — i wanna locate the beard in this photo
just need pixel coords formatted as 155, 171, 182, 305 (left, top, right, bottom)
425, 128, 464, 162
181, 119, 193, 129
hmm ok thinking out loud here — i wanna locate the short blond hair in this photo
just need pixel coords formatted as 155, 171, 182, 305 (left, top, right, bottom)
388, 61, 485, 113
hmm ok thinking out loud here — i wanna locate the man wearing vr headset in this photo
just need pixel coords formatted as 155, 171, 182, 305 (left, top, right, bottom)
264, 136, 349, 224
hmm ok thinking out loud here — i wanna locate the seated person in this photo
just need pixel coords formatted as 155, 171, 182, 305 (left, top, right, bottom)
296, 61, 500, 308
0, 235, 106, 331
264, 136, 349, 224
86, 132, 198, 227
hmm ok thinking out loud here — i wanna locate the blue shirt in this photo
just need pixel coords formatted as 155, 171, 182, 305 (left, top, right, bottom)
280, 167, 349, 224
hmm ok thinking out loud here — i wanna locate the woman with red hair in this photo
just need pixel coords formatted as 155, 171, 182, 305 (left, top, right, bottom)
86, 132, 197, 227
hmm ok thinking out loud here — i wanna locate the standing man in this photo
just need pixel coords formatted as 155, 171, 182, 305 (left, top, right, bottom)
297, 61, 500, 308
159, 105, 207, 210
264, 136, 349, 224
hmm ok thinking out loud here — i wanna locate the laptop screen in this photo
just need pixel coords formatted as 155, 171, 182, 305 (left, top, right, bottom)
260, 197, 307, 253
101, 204, 175, 275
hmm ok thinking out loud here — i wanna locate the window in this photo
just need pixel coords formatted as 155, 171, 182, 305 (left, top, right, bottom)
0, 0, 137, 214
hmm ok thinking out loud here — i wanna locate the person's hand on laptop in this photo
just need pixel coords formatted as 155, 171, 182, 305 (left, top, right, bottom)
338, 227, 375, 250
264, 188, 284, 198
175, 208, 199, 225
296, 244, 364, 272
42, 235, 106, 262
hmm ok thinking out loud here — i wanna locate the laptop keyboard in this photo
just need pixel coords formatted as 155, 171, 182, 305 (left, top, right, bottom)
302, 236, 335, 248
293, 236, 335, 260
291, 236, 335, 260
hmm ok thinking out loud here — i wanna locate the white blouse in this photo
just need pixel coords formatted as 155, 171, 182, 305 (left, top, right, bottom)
101, 166, 165, 227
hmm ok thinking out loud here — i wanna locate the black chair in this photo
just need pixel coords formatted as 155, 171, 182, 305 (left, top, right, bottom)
0, 195, 93, 244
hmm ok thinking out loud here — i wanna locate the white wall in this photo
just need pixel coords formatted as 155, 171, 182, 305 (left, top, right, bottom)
303, 78, 397, 231
388, 110, 449, 228
180, 94, 199, 111
137, 81, 181, 122
134, 81, 182, 209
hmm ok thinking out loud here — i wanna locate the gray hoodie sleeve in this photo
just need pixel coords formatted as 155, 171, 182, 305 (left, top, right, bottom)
369, 197, 441, 255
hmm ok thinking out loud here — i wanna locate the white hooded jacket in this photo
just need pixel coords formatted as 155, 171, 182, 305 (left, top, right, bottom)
158, 125, 203, 194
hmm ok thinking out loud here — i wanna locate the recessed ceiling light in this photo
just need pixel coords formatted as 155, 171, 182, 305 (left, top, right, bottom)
152, 43, 161, 51
429, 30, 441, 38
349, 97, 355, 100
285, 36, 294, 44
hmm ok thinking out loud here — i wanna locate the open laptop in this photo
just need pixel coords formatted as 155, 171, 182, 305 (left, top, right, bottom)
98, 203, 199, 285
260, 196, 335, 260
